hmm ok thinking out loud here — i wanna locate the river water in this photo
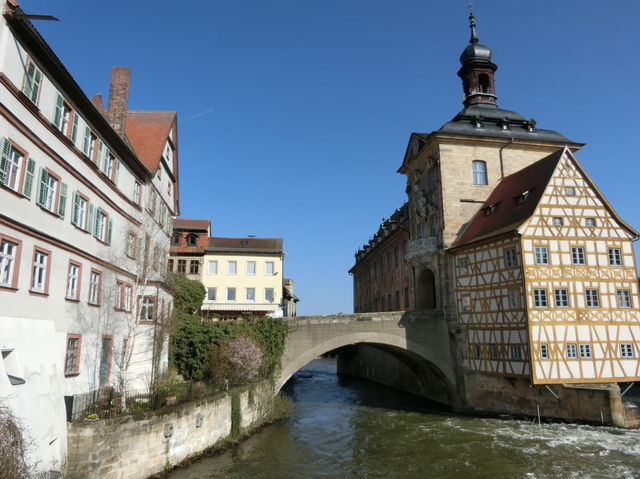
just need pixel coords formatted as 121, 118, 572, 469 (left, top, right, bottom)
167, 358, 640, 479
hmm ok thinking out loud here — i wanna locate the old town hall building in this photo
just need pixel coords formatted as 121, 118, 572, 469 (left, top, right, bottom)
352, 12, 639, 422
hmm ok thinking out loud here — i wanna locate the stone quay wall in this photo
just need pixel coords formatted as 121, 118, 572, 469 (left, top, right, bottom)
66, 383, 270, 479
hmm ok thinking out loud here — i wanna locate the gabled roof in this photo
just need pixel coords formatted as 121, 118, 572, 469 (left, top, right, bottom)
173, 219, 211, 232
207, 237, 283, 254
125, 111, 176, 173
450, 148, 564, 250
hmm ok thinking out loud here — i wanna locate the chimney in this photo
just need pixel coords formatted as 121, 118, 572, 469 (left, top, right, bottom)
106, 67, 130, 136
91, 94, 103, 111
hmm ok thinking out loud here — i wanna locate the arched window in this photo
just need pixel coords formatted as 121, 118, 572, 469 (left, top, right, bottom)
478, 74, 491, 93
473, 160, 488, 185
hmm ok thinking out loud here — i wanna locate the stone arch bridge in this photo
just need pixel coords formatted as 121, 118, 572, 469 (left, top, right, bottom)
278, 311, 461, 406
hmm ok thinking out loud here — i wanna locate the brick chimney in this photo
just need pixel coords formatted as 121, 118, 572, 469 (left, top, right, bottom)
106, 67, 130, 136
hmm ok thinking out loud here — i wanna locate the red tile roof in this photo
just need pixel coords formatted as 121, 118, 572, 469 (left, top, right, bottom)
450, 148, 564, 250
125, 111, 175, 173
173, 219, 211, 231
207, 237, 283, 253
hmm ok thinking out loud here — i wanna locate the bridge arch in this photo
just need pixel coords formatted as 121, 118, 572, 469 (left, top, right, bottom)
277, 312, 458, 406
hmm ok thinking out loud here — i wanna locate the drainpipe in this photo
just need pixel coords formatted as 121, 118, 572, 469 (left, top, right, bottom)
499, 137, 514, 179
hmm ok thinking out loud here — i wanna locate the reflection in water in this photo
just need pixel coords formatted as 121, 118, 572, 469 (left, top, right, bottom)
167, 358, 640, 479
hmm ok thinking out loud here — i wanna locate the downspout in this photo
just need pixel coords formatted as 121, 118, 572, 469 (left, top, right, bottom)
499, 137, 515, 179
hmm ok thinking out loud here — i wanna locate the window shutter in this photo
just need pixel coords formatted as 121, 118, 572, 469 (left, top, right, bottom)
36, 168, 47, 207
22, 158, 35, 199
107, 218, 113, 245
57, 182, 68, 218
53, 93, 63, 128
87, 203, 95, 235
71, 191, 79, 225
82, 126, 90, 155
0, 137, 10, 185
33, 68, 42, 99
96, 140, 104, 170
113, 159, 120, 184
70, 113, 79, 143
135, 235, 142, 260
93, 211, 101, 239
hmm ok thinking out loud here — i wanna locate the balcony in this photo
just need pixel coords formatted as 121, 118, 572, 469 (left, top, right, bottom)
405, 237, 438, 264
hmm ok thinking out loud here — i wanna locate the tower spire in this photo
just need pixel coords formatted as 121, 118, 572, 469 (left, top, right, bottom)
468, 4, 478, 44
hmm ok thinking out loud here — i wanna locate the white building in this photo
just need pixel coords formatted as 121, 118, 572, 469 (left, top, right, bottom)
0, 2, 179, 474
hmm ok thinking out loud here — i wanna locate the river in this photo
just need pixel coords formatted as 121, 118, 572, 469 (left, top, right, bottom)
166, 358, 640, 479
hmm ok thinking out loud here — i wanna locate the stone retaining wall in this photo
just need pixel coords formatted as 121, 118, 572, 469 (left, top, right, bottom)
66, 383, 270, 479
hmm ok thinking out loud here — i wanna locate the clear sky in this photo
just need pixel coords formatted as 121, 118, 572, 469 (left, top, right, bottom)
22, 0, 640, 316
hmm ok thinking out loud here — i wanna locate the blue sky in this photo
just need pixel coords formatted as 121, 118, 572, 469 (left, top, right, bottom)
23, 1, 640, 315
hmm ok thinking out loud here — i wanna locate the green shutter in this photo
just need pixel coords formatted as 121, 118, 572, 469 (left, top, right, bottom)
93, 211, 101, 239
22, 158, 35, 199
107, 218, 113, 245
57, 182, 68, 218
23, 62, 35, 99
36, 168, 47, 207
96, 141, 104, 170
87, 203, 95, 235
82, 126, 90, 155
53, 93, 63, 128
0, 137, 10, 185
70, 113, 79, 143
113, 159, 120, 184
71, 191, 79, 225
32, 68, 41, 102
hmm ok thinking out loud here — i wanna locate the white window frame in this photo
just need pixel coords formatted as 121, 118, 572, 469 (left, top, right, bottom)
566, 343, 577, 359
540, 344, 549, 359
207, 287, 216, 301
533, 289, 547, 308
620, 344, 634, 358
265, 288, 274, 303
0, 141, 23, 191
608, 248, 622, 266
246, 288, 255, 302
457, 258, 468, 275
505, 249, 516, 268
227, 287, 236, 302
472, 160, 488, 185
554, 289, 569, 308
572, 247, 585, 265
552, 217, 563, 226
461, 295, 471, 313
88, 271, 100, 305
617, 290, 631, 308
585, 289, 600, 308
227, 261, 237, 275
246, 261, 256, 276
140, 297, 155, 322
31, 251, 47, 292
23, 59, 42, 104
208, 260, 217, 275
534, 246, 548, 265
265, 261, 275, 275
585, 218, 596, 227
0, 240, 17, 287
66, 263, 79, 299
579, 344, 592, 359
64, 336, 80, 376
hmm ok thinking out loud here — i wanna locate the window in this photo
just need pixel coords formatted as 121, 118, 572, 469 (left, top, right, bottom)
579, 344, 592, 359
474, 345, 481, 359
566, 344, 577, 359
511, 345, 522, 361
505, 249, 516, 268
64, 335, 81, 376
265, 261, 275, 275
167, 259, 174, 272
208, 260, 217, 275
71, 192, 88, 229
395, 290, 400, 310
247, 261, 256, 275
508, 289, 520, 309
608, 248, 622, 266
416, 223, 424, 239
516, 191, 529, 205
533, 289, 547, 307
540, 344, 549, 359
490, 345, 498, 360
457, 258, 468, 275
66, 262, 81, 300
139, 296, 156, 322
617, 290, 631, 308
93, 209, 111, 243
98, 336, 112, 385
620, 344, 634, 358
386, 253, 391, 272
585, 289, 600, 307
461, 295, 471, 312
0, 139, 25, 192
133, 181, 141, 205
394, 246, 399, 267
265, 288, 274, 303
125, 231, 137, 258
123, 285, 132, 312
246, 288, 255, 302
554, 289, 569, 308
585, 218, 596, 227
0, 238, 20, 288
189, 260, 199, 275
403, 241, 408, 260
36, 169, 58, 213
565, 187, 576, 196
227, 288, 236, 302
404, 287, 409, 307
88, 270, 101, 305
30, 249, 48, 293
177, 260, 186, 273
186, 233, 198, 246
207, 287, 216, 301
228, 261, 237, 275
552, 217, 563, 226
53, 93, 73, 137
23, 59, 42, 104
535, 246, 548, 265
472, 160, 488, 185
572, 247, 585, 265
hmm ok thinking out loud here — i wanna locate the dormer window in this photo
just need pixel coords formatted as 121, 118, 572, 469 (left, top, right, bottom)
484, 204, 496, 216
186, 233, 198, 247
499, 118, 509, 130
526, 119, 537, 133
516, 191, 530, 205
171, 233, 181, 246
473, 115, 484, 129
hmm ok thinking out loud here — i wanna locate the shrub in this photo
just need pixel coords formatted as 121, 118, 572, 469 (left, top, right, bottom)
211, 336, 263, 386
0, 405, 31, 479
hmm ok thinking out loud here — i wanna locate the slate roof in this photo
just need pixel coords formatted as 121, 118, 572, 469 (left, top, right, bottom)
450, 148, 565, 250
207, 237, 283, 254
439, 104, 575, 143
173, 219, 210, 231
125, 111, 176, 173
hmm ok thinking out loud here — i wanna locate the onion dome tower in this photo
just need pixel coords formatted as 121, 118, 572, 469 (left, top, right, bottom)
457, 10, 498, 107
